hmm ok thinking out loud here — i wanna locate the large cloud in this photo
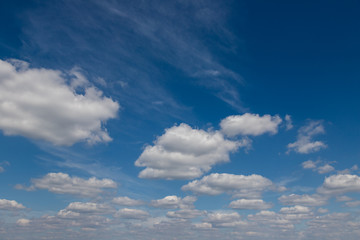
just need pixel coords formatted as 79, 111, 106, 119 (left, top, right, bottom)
181, 173, 273, 197
135, 123, 246, 179
318, 174, 360, 195
0, 59, 119, 146
220, 113, 282, 137
18, 172, 117, 197
287, 120, 327, 154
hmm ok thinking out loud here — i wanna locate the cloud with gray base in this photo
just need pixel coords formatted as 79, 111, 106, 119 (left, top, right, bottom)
0, 59, 119, 146
0, 199, 26, 210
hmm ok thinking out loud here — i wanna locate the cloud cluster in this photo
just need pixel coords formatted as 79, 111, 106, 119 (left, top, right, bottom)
182, 173, 273, 197
287, 120, 327, 154
135, 123, 245, 179
0, 59, 119, 146
220, 113, 282, 137
150, 195, 196, 209
19, 172, 117, 197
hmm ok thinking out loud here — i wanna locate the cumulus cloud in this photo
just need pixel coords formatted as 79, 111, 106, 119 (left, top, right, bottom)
0, 199, 26, 210
302, 160, 335, 174
279, 205, 311, 214
203, 211, 246, 228
278, 194, 327, 206
287, 120, 327, 154
182, 173, 273, 197
135, 123, 246, 179
318, 174, 360, 195
166, 209, 205, 219
18, 172, 117, 197
0, 59, 119, 146
229, 199, 272, 210
64, 202, 112, 214
220, 113, 282, 137
150, 195, 196, 209
114, 208, 149, 219
16, 218, 31, 226
112, 196, 144, 206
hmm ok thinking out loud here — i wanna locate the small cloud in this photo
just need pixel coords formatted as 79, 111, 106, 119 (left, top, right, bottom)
16, 218, 31, 226
302, 160, 334, 174
285, 114, 293, 130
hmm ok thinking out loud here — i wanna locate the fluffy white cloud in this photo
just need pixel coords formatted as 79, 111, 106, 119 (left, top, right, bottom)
182, 173, 273, 197
0, 59, 119, 146
229, 199, 272, 210
16, 218, 31, 226
112, 196, 144, 206
318, 174, 360, 195
302, 160, 334, 174
203, 211, 246, 228
220, 113, 282, 137
20, 172, 117, 197
279, 205, 311, 214
278, 194, 327, 206
287, 121, 327, 154
114, 208, 149, 219
64, 202, 112, 214
150, 195, 196, 209
135, 123, 246, 179
0, 199, 26, 210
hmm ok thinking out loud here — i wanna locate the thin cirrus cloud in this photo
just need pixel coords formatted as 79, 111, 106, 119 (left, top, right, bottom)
0, 59, 119, 146
16, 172, 117, 197
181, 173, 273, 197
220, 113, 282, 137
135, 123, 248, 180
287, 120, 327, 154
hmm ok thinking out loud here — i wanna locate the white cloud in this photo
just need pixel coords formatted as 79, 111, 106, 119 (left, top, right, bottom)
287, 120, 327, 154
16, 218, 31, 226
278, 194, 327, 206
279, 205, 311, 214
166, 209, 205, 219
182, 173, 273, 197
135, 123, 246, 179
20, 172, 117, 197
220, 113, 282, 137
336, 195, 352, 202
150, 195, 196, 209
0, 59, 119, 146
285, 114, 293, 130
317, 208, 329, 214
0, 199, 26, 210
229, 199, 272, 210
345, 201, 360, 207
64, 202, 112, 214
318, 174, 360, 195
302, 160, 334, 174
112, 196, 144, 206
203, 211, 246, 228
114, 208, 149, 219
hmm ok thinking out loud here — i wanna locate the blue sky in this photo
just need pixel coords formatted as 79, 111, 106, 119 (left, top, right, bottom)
0, 0, 360, 239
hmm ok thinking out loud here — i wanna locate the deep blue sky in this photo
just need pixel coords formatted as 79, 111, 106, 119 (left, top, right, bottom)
0, 1, 360, 239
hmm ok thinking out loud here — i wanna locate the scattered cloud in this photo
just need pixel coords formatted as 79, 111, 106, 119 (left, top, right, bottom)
112, 196, 144, 206
0, 59, 119, 146
287, 120, 327, 154
167, 209, 205, 219
150, 195, 196, 209
17, 172, 117, 197
279, 205, 311, 214
285, 114, 293, 130
0, 199, 26, 210
302, 160, 335, 174
318, 174, 360, 195
135, 123, 246, 179
345, 201, 360, 207
278, 194, 327, 206
220, 113, 282, 137
182, 173, 273, 197
203, 211, 246, 228
229, 199, 272, 210
64, 202, 112, 214
16, 218, 31, 226
114, 208, 149, 219
336, 195, 352, 202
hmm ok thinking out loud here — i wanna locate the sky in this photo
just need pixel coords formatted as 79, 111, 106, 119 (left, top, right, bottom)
0, 0, 360, 239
